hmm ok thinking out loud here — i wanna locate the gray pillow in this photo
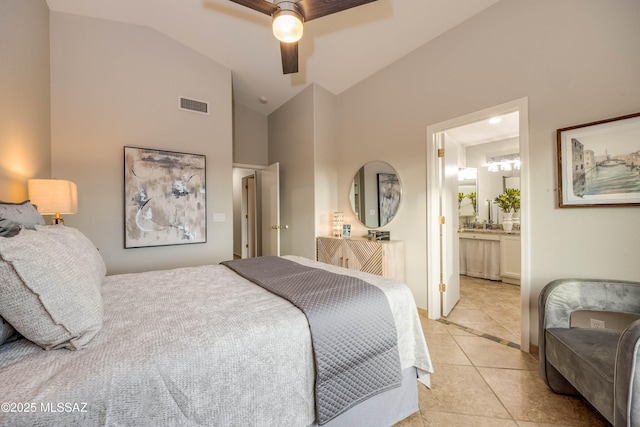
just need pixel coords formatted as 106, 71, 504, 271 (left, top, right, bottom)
0, 200, 45, 237
35, 225, 107, 285
0, 228, 103, 350
0, 316, 16, 345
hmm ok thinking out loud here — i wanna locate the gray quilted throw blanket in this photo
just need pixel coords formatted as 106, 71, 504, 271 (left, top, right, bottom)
222, 256, 402, 425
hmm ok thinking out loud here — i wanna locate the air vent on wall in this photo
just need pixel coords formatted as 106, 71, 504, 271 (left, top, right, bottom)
179, 97, 209, 115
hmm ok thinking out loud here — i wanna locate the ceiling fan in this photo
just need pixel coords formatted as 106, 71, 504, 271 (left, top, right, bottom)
230, 0, 378, 74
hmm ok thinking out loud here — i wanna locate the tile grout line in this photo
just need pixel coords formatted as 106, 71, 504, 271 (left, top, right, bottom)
437, 318, 521, 349
440, 319, 519, 425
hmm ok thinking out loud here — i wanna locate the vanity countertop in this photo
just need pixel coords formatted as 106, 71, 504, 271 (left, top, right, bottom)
459, 228, 520, 238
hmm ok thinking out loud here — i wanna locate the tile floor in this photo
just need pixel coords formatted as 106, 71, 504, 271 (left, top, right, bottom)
447, 275, 521, 346
395, 276, 610, 426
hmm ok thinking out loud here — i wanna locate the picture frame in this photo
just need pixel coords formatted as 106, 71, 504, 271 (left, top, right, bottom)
342, 224, 351, 238
557, 112, 640, 207
377, 172, 401, 224
124, 146, 207, 248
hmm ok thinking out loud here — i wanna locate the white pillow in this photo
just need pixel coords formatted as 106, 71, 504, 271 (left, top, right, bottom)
0, 228, 103, 350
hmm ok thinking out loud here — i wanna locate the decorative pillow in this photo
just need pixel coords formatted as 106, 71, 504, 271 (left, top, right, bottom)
35, 225, 107, 285
0, 200, 45, 237
0, 228, 103, 350
0, 316, 16, 345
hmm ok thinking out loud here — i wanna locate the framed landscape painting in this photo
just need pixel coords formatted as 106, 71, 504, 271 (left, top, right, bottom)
124, 146, 206, 248
557, 112, 640, 207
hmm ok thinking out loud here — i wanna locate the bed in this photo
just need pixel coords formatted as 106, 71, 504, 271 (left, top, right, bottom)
0, 202, 433, 427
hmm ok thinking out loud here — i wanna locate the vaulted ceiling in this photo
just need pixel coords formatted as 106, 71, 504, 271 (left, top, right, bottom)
46, 0, 499, 115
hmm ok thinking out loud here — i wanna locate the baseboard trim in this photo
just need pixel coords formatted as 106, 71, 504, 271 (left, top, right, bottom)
529, 344, 539, 359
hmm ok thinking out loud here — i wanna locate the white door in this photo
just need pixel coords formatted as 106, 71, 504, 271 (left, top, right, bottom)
241, 175, 257, 258
260, 162, 280, 256
439, 133, 461, 316
246, 176, 257, 257
241, 176, 249, 259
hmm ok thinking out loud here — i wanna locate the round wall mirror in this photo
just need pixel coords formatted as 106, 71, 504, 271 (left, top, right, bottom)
349, 161, 401, 228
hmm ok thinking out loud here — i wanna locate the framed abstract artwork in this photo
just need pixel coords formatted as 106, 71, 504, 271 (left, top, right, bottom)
557, 112, 640, 207
124, 146, 206, 248
377, 172, 401, 225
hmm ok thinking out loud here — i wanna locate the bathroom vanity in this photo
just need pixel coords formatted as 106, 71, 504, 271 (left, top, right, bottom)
459, 230, 520, 285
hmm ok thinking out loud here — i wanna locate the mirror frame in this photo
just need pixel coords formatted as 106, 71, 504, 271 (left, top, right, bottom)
349, 161, 402, 229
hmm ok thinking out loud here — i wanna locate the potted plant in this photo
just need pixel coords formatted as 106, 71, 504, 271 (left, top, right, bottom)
466, 192, 477, 215
494, 188, 520, 231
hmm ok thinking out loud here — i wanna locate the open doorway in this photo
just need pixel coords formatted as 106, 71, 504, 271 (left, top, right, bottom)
426, 97, 530, 352
233, 166, 260, 259
232, 163, 281, 259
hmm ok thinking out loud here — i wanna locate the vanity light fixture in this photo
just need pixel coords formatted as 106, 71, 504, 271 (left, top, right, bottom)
486, 153, 520, 173
458, 167, 477, 182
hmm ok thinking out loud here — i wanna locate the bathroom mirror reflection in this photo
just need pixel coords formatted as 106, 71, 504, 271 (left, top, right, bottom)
458, 168, 477, 218
349, 161, 401, 228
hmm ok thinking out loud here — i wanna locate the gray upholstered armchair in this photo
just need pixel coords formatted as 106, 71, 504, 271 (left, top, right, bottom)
539, 279, 640, 426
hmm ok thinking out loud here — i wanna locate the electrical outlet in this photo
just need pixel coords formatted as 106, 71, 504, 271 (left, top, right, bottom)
590, 319, 606, 329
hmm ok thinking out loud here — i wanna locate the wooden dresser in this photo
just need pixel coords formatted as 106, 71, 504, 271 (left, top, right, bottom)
316, 236, 405, 282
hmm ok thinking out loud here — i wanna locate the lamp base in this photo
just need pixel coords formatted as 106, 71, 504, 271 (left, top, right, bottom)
51, 213, 64, 225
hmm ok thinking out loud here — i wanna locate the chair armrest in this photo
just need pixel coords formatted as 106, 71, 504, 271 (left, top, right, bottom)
614, 319, 640, 427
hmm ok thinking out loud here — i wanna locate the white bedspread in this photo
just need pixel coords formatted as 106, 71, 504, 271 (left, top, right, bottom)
0, 256, 432, 426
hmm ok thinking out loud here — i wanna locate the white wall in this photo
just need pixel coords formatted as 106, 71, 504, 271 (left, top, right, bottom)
0, 0, 51, 201
50, 12, 233, 274
233, 102, 268, 165
313, 85, 339, 240
231, 102, 268, 257
332, 0, 640, 345
268, 85, 317, 259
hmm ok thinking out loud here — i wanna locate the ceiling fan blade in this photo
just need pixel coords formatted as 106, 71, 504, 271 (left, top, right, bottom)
229, 0, 278, 16
297, 0, 378, 22
280, 42, 299, 74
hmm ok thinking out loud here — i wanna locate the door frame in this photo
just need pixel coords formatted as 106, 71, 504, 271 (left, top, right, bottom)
241, 174, 257, 258
233, 163, 264, 258
426, 97, 530, 352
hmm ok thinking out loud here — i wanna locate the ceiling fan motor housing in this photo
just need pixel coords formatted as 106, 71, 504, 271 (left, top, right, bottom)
230, 0, 379, 74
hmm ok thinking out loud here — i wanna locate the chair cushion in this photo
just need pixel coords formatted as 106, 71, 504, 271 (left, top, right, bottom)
546, 327, 620, 422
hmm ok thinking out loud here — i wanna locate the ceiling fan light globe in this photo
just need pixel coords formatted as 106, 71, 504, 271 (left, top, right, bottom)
272, 11, 303, 43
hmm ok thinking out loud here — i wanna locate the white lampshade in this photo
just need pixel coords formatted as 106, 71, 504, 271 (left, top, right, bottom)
272, 10, 303, 43
28, 179, 78, 224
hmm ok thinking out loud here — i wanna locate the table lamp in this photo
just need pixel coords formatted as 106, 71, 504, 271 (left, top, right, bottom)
27, 179, 78, 225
